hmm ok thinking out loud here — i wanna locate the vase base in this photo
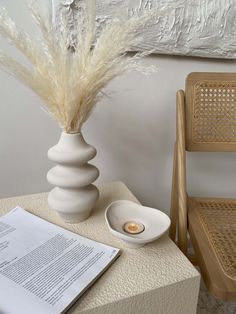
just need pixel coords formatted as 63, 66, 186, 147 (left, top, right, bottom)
58, 211, 92, 224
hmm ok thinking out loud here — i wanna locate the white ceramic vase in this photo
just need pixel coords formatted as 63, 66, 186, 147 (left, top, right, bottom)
47, 132, 99, 223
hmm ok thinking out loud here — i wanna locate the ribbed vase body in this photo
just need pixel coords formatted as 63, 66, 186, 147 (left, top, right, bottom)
47, 132, 99, 223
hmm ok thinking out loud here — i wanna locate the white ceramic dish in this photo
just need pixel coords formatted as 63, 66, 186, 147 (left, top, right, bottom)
105, 200, 171, 248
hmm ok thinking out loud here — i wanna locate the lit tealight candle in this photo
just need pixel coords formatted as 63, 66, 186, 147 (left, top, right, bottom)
123, 221, 145, 234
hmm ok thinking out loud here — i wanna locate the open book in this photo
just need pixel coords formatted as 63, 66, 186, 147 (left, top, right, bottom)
0, 207, 120, 314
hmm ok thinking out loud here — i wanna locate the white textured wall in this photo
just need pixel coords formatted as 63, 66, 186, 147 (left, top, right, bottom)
96, 0, 236, 59
1, 1, 236, 214
57, 0, 236, 59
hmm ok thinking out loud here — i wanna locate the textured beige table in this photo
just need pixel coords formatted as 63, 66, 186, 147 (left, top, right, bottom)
0, 181, 200, 314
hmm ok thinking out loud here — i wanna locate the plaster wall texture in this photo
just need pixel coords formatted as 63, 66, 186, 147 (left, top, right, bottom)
58, 0, 236, 59
1, 1, 236, 214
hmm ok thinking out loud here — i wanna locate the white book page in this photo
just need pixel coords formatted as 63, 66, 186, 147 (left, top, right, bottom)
0, 207, 120, 314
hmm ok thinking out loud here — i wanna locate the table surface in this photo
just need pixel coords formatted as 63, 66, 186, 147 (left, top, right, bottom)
0, 181, 199, 313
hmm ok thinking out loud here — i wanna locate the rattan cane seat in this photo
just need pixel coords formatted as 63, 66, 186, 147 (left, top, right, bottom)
188, 197, 236, 300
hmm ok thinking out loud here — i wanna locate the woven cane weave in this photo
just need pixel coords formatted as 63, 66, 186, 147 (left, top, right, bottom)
197, 200, 236, 280
192, 81, 236, 143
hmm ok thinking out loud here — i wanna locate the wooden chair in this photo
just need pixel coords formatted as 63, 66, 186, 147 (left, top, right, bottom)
170, 72, 236, 301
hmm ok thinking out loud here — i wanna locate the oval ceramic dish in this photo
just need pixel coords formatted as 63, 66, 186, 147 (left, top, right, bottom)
105, 200, 171, 248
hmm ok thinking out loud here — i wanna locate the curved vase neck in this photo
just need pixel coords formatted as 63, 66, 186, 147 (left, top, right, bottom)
59, 131, 85, 148
48, 131, 96, 164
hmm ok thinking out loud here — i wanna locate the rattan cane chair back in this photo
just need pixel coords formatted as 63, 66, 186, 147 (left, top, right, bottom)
185, 72, 236, 151
169, 72, 236, 301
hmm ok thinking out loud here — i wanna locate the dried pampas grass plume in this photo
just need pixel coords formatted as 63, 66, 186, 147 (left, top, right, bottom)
0, 1, 157, 133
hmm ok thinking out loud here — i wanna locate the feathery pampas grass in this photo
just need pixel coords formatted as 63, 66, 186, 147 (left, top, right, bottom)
0, 1, 157, 133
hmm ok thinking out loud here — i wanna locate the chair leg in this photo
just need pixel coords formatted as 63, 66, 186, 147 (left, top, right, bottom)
169, 143, 178, 242
187, 254, 198, 266
176, 91, 188, 255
